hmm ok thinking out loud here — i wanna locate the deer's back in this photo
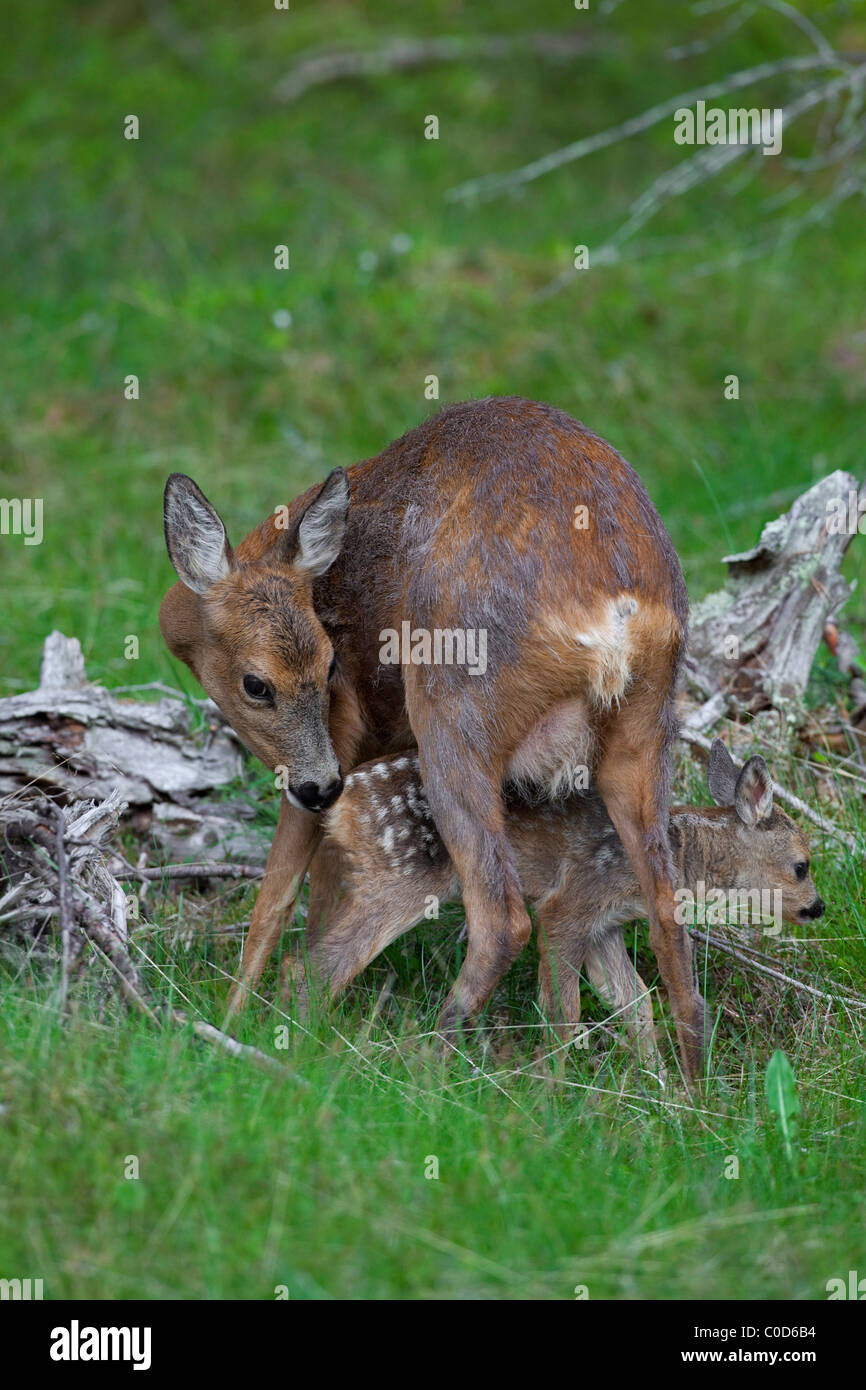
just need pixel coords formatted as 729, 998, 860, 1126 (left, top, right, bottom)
349, 397, 687, 622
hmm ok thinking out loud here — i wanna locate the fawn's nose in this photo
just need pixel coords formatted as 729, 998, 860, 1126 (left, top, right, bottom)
290, 775, 343, 812
800, 897, 825, 920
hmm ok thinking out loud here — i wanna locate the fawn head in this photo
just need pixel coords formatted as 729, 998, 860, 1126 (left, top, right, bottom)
159, 470, 349, 812
706, 739, 824, 924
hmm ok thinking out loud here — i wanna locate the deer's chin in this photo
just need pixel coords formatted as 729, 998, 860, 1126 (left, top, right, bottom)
284, 787, 308, 812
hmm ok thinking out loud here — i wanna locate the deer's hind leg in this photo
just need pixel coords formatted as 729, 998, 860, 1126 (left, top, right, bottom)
594, 671, 707, 1084
405, 673, 535, 1036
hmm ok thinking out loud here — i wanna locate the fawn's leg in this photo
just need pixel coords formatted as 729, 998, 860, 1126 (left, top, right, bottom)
594, 699, 707, 1084
287, 870, 453, 1009
535, 888, 591, 1043
536, 889, 661, 1073
583, 928, 661, 1073
305, 836, 346, 933
277, 836, 340, 1000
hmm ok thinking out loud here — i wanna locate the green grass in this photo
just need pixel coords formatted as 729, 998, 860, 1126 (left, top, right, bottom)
1, 0, 865, 1299
2, 843, 865, 1301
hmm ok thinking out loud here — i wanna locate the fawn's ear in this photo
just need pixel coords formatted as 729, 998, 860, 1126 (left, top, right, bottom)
734, 756, 774, 826
707, 738, 738, 806
293, 468, 349, 577
164, 474, 233, 594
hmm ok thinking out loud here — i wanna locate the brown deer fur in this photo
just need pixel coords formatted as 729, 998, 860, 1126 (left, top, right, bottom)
288, 740, 823, 1072
159, 397, 702, 1073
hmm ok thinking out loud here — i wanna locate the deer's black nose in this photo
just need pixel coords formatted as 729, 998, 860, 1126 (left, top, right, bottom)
800, 897, 825, 921
290, 776, 343, 812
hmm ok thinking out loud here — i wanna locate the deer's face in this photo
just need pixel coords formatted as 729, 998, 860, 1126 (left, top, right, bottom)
707, 739, 825, 926
159, 470, 349, 813
733, 808, 823, 925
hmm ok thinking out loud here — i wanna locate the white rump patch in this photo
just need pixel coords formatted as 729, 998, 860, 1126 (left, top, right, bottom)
544, 595, 642, 711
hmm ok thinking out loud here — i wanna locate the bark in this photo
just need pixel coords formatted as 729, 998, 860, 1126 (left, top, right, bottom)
684, 470, 864, 717
0, 631, 243, 804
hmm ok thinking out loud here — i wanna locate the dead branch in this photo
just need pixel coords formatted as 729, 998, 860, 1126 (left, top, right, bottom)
667, 4, 757, 62
82, 912, 161, 1023
1, 787, 138, 983
55, 806, 72, 1014
535, 65, 866, 293
118, 860, 264, 882
447, 52, 840, 202
273, 31, 591, 104
591, 67, 866, 266
172, 1012, 306, 1082
691, 927, 866, 1010
0, 783, 301, 1075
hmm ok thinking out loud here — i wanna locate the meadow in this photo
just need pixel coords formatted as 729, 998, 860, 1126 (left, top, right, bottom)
1, 0, 865, 1300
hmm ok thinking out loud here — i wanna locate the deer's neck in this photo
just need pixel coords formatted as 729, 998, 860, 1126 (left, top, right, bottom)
668, 806, 739, 894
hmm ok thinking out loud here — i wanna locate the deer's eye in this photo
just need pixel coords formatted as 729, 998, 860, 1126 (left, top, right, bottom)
794, 861, 809, 881
328, 652, 337, 683
243, 674, 270, 700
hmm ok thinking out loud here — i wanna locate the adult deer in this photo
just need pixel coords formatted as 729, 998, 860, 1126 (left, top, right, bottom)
159, 398, 700, 1075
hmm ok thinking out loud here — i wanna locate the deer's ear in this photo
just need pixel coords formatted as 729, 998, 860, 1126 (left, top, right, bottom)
293, 468, 349, 577
707, 738, 738, 806
159, 580, 203, 681
164, 474, 233, 594
734, 756, 774, 826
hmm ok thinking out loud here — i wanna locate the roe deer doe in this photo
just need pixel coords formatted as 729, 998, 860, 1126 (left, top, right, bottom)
158, 398, 699, 1072
288, 739, 823, 1072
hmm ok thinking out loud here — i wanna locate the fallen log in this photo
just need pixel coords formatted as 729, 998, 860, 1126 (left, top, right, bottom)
0, 630, 243, 803
684, 470, 864, 718
0, 631, 272, 865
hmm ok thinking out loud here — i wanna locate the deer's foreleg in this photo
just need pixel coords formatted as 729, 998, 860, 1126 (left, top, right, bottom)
224, 796, 321, 1021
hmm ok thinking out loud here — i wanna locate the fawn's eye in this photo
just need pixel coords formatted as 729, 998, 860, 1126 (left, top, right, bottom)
794, 861, 809, 881
328, 652, 337, 682
242, 674, 270, 700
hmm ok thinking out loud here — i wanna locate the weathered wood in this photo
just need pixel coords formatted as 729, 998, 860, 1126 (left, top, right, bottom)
0, 786, 131, 954
147, 799, 272, 865
684, 471, 864, 717
0, 632, 243, 804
